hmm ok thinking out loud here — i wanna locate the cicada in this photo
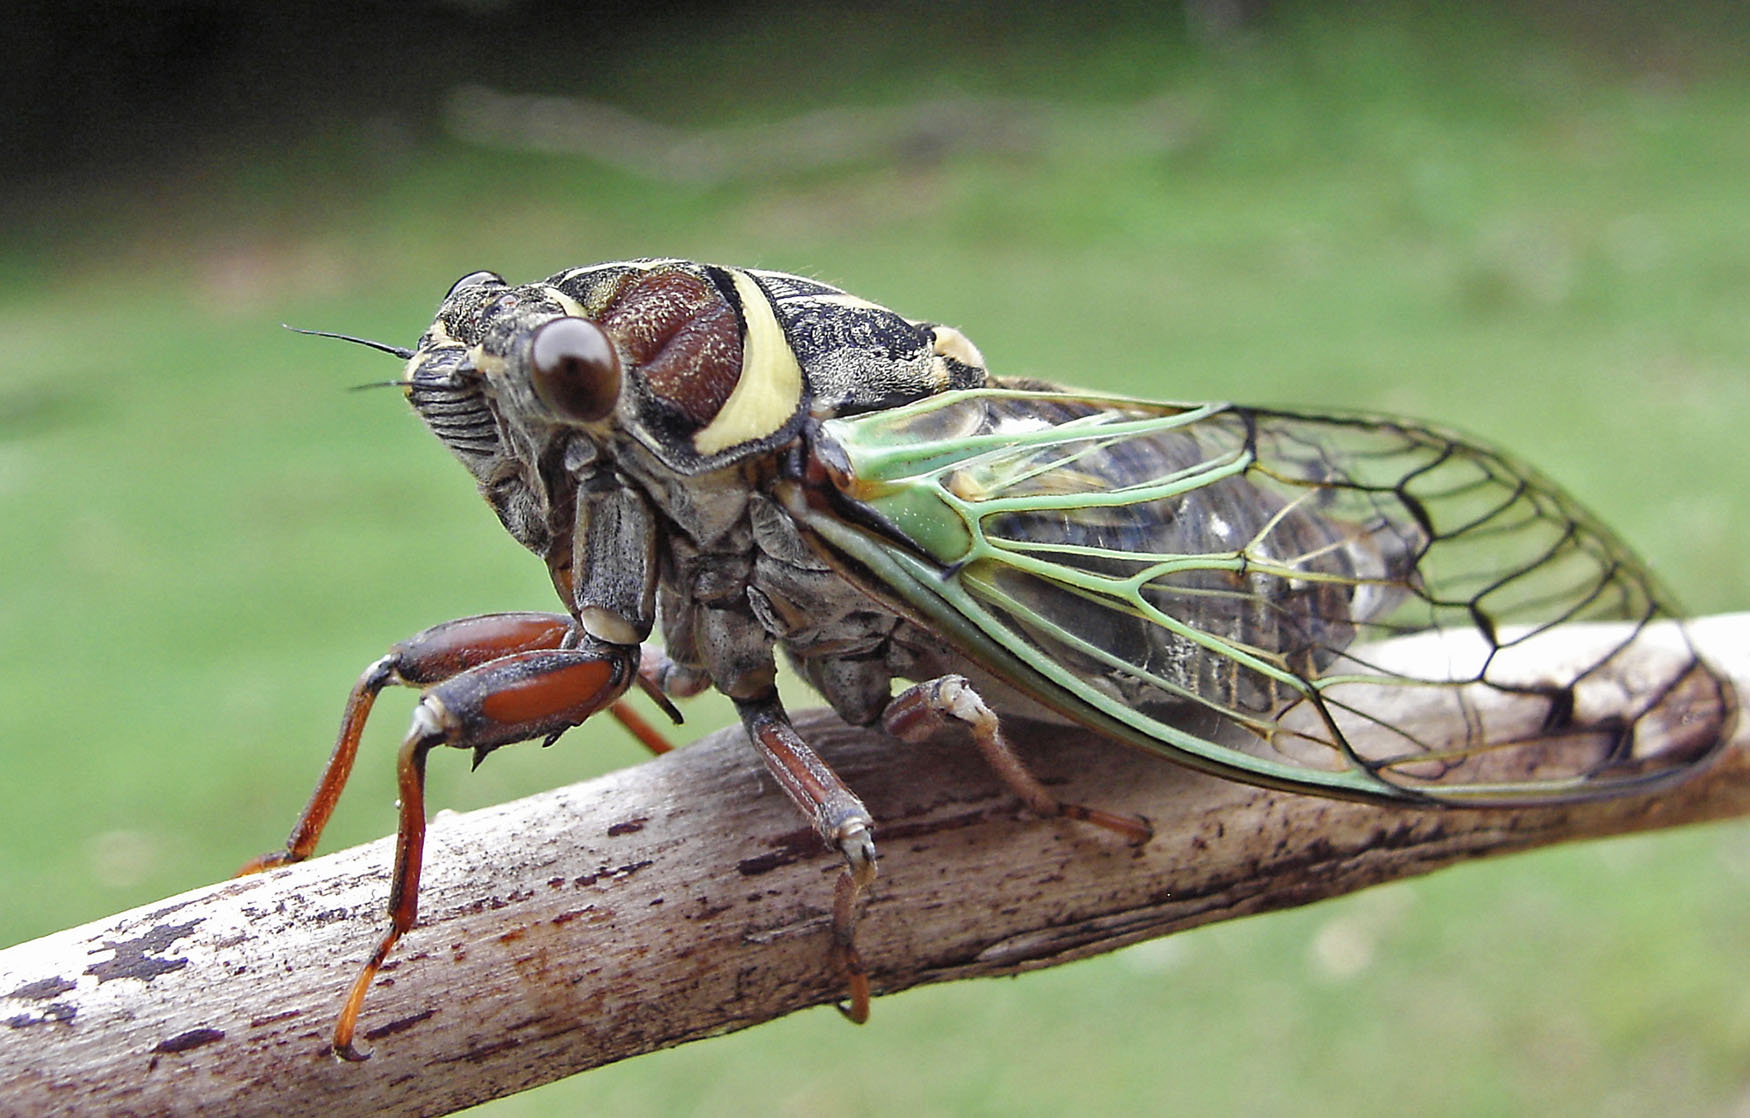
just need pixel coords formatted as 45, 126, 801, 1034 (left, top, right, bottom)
244, 259, 1730, 1059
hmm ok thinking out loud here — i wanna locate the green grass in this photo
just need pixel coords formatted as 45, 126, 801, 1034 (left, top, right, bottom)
3, 3, 1747, 1114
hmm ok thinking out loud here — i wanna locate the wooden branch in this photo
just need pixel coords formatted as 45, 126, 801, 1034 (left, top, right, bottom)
3, 616, 1746, 1117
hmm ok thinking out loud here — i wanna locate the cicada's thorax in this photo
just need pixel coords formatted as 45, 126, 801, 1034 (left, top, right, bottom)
403, 259, 988, 720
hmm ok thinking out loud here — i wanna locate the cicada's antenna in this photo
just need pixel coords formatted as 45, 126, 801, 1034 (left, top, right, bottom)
282, 324, 415, 360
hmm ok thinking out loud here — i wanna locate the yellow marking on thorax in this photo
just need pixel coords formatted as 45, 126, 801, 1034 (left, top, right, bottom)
692, 270, 804, 456
540, 285, 589, 319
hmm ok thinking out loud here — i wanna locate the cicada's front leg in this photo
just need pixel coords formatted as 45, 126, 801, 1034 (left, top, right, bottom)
238, 613, 688, 877
237, 612, 640, 1060
238, 612, 576, 875
330, 635, 637, 1060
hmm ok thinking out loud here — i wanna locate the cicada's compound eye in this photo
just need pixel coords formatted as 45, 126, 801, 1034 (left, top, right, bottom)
447, 270, 505, 298
529, 316, 622, 423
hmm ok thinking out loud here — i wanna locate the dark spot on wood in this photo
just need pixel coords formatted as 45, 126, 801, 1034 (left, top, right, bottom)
7, 975, 74, 1001
694, 898, 734, 921
738, 824, 842, 875
456, 887, 535, 916
154, 1027, 224, 1053
498, 928, 527, 943
607, 817, 648, 836
573, 860, 653, 888
143, 897, 200, 922
86, 919, 202, 984
434, 1033, 524, 1065
880, 807, 999, 840
363, 1008, 436, 1042
5, 1003, 75, 1029
736, 851, 793, 877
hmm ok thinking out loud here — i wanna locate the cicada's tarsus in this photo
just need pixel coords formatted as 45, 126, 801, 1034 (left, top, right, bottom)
243, 259, 1731, 1060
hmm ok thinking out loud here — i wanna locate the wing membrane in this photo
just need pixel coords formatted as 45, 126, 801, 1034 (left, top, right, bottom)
804, 389, 1729, 805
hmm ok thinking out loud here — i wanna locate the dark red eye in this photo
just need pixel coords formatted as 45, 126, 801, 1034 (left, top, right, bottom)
529, 317, 621, 423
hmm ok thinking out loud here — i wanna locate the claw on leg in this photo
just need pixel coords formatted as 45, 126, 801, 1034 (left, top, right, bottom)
886, 675, 1153, 846
832, 866, 871, 1024
830, 818, 877, 1023
601, 644, 713, 755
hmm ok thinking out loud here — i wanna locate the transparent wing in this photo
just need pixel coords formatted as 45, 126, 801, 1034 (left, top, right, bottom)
802, 389, 1730, 805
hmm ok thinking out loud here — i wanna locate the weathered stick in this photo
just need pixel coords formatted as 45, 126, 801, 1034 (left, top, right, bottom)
3, 616, 1745, 1117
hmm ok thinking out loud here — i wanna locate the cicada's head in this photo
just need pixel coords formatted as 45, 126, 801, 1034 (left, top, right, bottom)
399, 259, 990, 554
397, 268, 591, 558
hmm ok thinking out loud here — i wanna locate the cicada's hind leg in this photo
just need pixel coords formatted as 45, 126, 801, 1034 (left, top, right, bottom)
885, 675, 1153, 845
238, 611, 640, 1060
737, 698, 879, 1024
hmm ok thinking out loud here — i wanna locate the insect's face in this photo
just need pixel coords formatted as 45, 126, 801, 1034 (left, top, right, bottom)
401, 269, 614, 557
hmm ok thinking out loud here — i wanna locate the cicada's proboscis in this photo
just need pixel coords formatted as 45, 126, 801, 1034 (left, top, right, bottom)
246, 259, 1732, 1060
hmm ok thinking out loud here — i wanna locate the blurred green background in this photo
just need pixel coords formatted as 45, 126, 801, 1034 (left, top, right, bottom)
3, 2, 1747, 1113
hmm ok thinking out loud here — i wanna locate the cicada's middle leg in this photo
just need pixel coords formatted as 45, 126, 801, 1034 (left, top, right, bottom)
238, 611, 645, 1060
738, 699, 879, 1024
732, 674, 1152, 1027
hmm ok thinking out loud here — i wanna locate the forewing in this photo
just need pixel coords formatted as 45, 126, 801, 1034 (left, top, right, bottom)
804, 389, 1729, 805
